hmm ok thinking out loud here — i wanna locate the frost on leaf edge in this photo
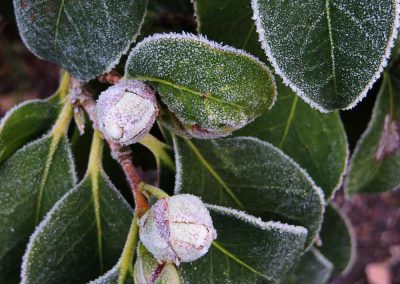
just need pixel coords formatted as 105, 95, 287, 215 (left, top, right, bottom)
251, 0, 400, 112
0, 99, 54, 134
13, 0, 148, 81
206, 204, 308, 237
173, 135, 325, 249
20, 171, 133, 283
125, 32, 278, 108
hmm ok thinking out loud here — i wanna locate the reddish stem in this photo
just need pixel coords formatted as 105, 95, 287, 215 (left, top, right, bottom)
108, 141, 150, 217
70, 79, 150, 217
98, 70, 122, 85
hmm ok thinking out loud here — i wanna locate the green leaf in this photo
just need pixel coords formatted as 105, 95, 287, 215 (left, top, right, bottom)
21, 132, 133, 283
236, 80, 348, 200
89, 216, 139, 284
284, 248, 333, 284
0, 134, 76, 282
173, 136, 325, 247
194, 0, 265, 61
252, 0, 400, 111
88, 265, 132, 284
319, 205, 354, 276
13, 0, 148, 80
0, 100, 59, 164
181, 205, 308, 284
125, 33, 277, 138
346, 72, 400, 195
139, 134, 176, 192
194, 0, 348, 199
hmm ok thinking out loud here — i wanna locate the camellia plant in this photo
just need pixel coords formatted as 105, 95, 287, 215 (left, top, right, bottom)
1, 0, 399, 283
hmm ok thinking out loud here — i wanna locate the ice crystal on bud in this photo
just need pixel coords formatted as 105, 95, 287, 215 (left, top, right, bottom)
134, 243, 182, 284
139, 194, 217, 265
97, 80, 158, 145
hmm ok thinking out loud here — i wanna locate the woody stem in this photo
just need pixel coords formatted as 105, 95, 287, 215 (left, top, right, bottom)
69, 78, 149, 217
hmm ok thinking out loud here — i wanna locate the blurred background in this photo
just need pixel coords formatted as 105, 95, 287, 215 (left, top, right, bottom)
1, 1, 399, 283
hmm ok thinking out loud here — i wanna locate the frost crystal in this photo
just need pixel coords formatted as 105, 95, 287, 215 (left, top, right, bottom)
139, 194, 217, 265
251, 0, 400, 111
97, 80, 158, 145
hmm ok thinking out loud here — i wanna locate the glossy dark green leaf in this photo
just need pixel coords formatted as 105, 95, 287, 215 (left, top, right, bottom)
148, 0, 192, 13
319, 205, 354, 276
181, 205, 308, 284
174, 136, 325, 247
88, 216, 139, 284
252, 0, 399, 111
194, 0, 265, 60
236, 80, 348, 200
0, 100, 58, 164
14, 0, 147, 80
194, 0, 348, 200
125, 33, 276, 138
346, 72, 400, 195
0, 134, 76, 283
21, 135, 133, 283
284, 248, 333, 284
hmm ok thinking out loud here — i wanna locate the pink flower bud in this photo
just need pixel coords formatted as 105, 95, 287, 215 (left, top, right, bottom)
139, 194, 217, 265
97, 80, 158, 145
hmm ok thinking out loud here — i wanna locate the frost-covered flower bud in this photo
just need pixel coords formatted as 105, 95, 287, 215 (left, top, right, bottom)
139, 194, 217, 265
134, 243, 182, 284
97, 80, 158, 145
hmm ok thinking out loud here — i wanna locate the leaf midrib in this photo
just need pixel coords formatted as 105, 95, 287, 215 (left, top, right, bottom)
212, 241, 271, 281
279, 95, 298, 148
34, 136, 62, 225
54, 0, 66, 52
183, 139, 245, 209
325, 0, 338, 95
134, 76, 245, 111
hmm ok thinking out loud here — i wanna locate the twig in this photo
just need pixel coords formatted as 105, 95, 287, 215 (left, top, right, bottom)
69, 78, 149, 217
97, 70, 122, 85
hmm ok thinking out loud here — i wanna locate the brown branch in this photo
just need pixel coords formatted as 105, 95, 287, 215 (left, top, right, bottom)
97, 70, 122, 85
69, 78, 149, 217
108, 141, 150, 217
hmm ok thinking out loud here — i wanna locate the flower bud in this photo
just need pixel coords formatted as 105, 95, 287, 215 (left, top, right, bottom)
97, 80, 158, 145
139, 194, 217, 265
134, 243, 182, 284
